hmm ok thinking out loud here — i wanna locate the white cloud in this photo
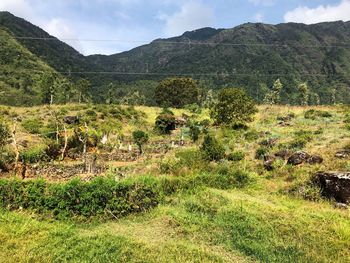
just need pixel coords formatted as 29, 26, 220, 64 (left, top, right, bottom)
0, 0, 33, 20
254, 12, 264, 22
160, 1, 215, 36
284, 0, 350, 24
44, 18, 84, 53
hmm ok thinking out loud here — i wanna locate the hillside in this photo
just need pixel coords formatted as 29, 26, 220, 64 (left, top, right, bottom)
0, 104, 350, 262
0, 27, 69, 106
1, 12, 350, 104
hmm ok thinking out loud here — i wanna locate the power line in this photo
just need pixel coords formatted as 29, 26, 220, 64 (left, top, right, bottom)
25, 69, 346, 77
5, 35, 350, 48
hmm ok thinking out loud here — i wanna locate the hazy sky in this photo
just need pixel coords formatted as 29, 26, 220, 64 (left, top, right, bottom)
1, 0, 349, 55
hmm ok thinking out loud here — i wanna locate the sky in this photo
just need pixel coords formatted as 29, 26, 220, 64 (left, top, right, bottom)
1, 0, 350, 55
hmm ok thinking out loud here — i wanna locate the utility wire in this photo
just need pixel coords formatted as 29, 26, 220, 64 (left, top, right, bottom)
5, 35, 350, 48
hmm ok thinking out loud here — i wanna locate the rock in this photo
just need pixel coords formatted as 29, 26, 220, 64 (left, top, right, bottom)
334, 203, 348, 210
287, 151, 311, 165
307, 155, 323, 165
315, 172, 350, 204
63, 116, 79, 125
263, 155, 275, 171
275, 149, 291, 160
335, 150, 350, 159
287, 151, 323, 166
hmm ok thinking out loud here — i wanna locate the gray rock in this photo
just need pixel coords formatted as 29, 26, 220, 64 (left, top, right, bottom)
287, 151, 311, 165
315, 171, 350, 204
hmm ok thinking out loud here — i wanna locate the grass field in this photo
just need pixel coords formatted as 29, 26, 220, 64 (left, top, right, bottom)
1, 104, 350, 262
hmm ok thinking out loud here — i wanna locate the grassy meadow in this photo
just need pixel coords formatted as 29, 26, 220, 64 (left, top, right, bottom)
0, 104, 350, 262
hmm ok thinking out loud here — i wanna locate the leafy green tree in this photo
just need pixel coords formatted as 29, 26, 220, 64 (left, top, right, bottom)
189, 123, 201, 142
40, 72, 56, 104
155, 78, 200, 108
264, 79, 283, 105
76, 79, 92, 103
200, 134, 225, 161
132, 130, 149, 155
210, 88, 257, 126
298, 83, 309, 106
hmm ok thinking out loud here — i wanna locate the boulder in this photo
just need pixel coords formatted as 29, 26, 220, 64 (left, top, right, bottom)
287, 151, 311, 165
315, 172, 350, 204
263, 155, 275, 171
63, 116, 79, 125
287, 151, 323, 166
335, 150, 350, 159
307, 155, 324, 165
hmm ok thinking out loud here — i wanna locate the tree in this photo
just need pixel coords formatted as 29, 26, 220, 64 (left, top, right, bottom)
264, 79, 283, 105
40, 72, 56, 104
298, 83, 309, 106
132, 130, 149, 155
155, 78, 200, 108
155, 110, 176, 134
210, 88, 257, 126
76, 79, 92, 103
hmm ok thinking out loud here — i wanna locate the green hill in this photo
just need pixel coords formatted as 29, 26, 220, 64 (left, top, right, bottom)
1, 11, 350, 105
0, 27, 70, 106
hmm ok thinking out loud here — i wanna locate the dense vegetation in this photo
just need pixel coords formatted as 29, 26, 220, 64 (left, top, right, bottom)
1, 11, 350, 105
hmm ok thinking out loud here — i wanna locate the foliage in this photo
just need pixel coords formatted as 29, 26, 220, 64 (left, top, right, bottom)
210, 88, 257, 126
189, 123, 201, 142
227, 151, 245, 162
19, 146, 47, 164
298, 83, 309, 106
200, 134, 225, 162
0, 121, 10, 148
132, 130, 149, 154
155, 78, 200, 108
0, 176, 160, 219
155, 114, 176, 134
304, 109, 332, 120
21, 118, 43, 134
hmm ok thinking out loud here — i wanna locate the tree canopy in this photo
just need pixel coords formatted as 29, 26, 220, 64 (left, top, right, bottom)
155, 78, 200, 108
210, 88, 257, 126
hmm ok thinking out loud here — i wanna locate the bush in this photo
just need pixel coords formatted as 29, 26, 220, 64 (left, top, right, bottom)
304, 109, 332, 120
200, 134, 225, 161
0, 149, 15, 172
189, 124, 201, 142
255, 147, 269, 160
22, 118, 43, 134
0, 176, 160, 219
227, 151, 245, 162
0, 121, 10, 147
132, 130, 149, 154
155, 114, 176, 134
20, 146, 47, 164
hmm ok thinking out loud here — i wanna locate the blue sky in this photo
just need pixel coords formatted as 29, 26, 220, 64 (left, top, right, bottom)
1, 0, 349, 55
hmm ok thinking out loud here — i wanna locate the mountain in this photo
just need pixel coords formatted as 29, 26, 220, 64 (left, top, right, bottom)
0, 27, 70, 106
1, 11, 350, 105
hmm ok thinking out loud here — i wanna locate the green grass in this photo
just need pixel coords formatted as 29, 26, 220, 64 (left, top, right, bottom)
1, 104, 350, 262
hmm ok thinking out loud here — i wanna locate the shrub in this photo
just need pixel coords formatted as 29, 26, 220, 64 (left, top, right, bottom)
200, 134, 225, 162
155, 114, 176, 134
45, 141, 62, 160
22, 118, 43, 134
0, 121, 10, 147
304, 109, 332, 120
227, 151, 245, 162
20, 146, 47, 164
255, 147, 269, 160
0, 176, 160, 219
189, 124, 201, 142
132, 130, 149, 154
0, 148, 15, 172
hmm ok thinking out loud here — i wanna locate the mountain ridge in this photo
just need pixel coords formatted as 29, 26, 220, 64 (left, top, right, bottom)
1, 11, 350, 105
